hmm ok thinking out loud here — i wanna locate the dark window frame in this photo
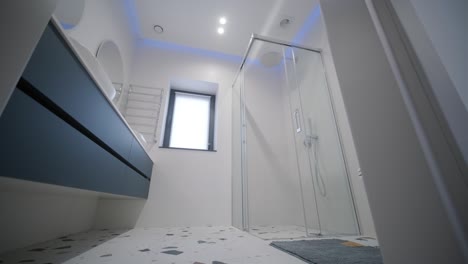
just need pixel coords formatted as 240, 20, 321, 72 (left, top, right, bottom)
162, 89, 216, 151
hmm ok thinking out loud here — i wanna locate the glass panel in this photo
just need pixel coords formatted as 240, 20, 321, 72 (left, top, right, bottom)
243, 40, 308, 239
236, 38, 359, 240
232, 71, 244, 229
169, 92, 210, 150
292, 47, 359, 235
282, 47, 322, 236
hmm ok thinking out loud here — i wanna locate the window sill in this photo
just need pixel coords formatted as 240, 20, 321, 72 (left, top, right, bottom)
159, 146, 217, 152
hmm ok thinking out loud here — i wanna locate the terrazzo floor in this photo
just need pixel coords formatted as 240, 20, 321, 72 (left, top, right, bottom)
0, 226, 379, 264
0, 226, 309, 264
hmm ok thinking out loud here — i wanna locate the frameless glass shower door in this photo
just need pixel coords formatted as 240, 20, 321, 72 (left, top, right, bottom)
285, 47, 359, 236
232, 36, 359, 239
282, 47, 322, 237
244, 40, 310, 239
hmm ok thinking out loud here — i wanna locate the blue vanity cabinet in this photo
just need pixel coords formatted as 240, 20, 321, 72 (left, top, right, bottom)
129, 139, 154, 179
122, 165, 152, 198
22, 23, 134, 162
0, 89, 149, 198
0, 21, 152, 198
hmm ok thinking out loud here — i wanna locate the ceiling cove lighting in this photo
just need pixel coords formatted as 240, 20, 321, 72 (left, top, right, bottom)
217, 27, 225, 35
219, 17, 227, 25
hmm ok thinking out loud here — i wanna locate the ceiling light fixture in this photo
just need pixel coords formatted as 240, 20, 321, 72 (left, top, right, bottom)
279, 18, 291, 28
153, 25, 164, 34
219, 17, 227, 25
217, 27, 225, 35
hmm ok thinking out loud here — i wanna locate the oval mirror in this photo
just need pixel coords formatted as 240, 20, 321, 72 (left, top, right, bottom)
68, 37, 116, 100
54, 0, 85, 30
96, 40, 124, 103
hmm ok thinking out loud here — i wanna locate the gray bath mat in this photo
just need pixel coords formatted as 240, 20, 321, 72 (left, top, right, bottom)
270, 239, 383, 264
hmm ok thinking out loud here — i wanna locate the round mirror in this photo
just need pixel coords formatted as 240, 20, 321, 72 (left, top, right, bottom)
68, 37, 116, 100
54, 0, 85, 30
96, 40, 125, 103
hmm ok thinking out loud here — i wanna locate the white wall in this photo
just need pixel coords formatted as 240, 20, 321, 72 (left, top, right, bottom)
93, 198, 145, 229
0, 178, 98, 253
389, 0, 468, 176
65, 0, 136, 113
94, 42, 237, 228
0, 0, 58, 116
408, 0, 467, 110
320, 0, 466, 262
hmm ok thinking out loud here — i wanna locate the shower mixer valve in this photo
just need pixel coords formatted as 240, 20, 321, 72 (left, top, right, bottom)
303, 134, 318, 148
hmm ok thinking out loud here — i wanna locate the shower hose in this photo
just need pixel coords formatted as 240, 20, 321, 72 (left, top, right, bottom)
312, 137, 327, 197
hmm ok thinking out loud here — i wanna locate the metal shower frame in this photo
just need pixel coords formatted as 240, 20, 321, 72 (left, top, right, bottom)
232, 34, 322, 87
232, 34, 362, 237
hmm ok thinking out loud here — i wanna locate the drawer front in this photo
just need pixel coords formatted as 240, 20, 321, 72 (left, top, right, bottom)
122, 165, 150, 198
0, 89, 150, 198
22, 24, 134, 162
129, 139, 154, 178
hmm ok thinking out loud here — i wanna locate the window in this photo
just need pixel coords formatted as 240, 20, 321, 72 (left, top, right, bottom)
162, 90, 215, 151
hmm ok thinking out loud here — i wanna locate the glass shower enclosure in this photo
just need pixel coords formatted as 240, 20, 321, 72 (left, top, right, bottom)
232, 35, 360, 240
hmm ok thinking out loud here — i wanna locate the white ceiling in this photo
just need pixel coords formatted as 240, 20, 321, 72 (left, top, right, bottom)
134, 0, 320, 57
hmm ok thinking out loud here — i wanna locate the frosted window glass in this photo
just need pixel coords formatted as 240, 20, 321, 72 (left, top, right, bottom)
169, 92, 211, 150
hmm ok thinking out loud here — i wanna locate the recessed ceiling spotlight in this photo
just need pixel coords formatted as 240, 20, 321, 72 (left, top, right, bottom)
153, 25, 164, 34
217, 27, 225, 35
219, 17, 227, 25
279, 18, 291, 28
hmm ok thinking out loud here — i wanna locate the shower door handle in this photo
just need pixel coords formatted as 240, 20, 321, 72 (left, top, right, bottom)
294, 109, 301, 133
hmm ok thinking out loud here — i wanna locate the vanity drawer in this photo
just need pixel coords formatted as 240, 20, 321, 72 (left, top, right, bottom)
0, 89, 150, 198
22, 24, 134, 162
129, 138, 154, 179
21, 22, 153, 178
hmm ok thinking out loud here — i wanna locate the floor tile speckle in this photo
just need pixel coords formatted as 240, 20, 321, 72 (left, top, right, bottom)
29, 248, 46, 252
161, 250, 184, 255
54, 245, 71, 250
